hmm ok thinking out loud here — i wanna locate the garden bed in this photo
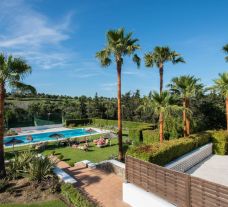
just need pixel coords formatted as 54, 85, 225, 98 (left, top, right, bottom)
0, 177, 61, 205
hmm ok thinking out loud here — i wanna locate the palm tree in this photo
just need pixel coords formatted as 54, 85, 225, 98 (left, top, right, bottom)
0, 53, 36, 178
151, 91, 182, 143
213, 73, 228, 131
144, 46, 185, 94
96, 28, 140, 160
168, 75, 203, 137
223, 44, 228, 62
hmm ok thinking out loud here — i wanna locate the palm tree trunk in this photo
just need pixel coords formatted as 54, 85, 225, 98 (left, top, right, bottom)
117, 61, 123, 161
186, 98, 190, 136
226, 97, 228, 131
183, 98, 187, 137
0, 82, 6, 178
159, 65, 164, 95
159, 112, 164, 143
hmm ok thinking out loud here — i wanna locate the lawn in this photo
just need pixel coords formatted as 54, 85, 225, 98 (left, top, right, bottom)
5, 135, 129, 165
0, 200, 67, 207
42, 137, 129, 165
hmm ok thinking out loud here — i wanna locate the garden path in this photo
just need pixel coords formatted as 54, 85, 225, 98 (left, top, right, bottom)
56, 160, 130, 207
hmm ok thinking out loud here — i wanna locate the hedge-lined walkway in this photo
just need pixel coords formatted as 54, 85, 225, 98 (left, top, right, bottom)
56, 161, 130, 207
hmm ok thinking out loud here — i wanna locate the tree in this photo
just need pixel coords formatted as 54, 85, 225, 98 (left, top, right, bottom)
0, 53, 36, 178
151, 91, 182, 142
96, 28, 140, 160
168, 75, 203, 136
223, 44, 228, 62
144, 46, 185, 94
213, 72, 228, 131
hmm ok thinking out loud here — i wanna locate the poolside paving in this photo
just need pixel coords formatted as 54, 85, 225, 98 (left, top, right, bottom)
186, 155, 228, 186
56, 160, 130, 207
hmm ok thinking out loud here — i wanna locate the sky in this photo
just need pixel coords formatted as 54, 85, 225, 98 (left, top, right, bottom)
0, 0, 228, 97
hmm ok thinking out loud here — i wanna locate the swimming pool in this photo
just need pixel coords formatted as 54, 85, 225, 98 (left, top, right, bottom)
4, 128, 97, 147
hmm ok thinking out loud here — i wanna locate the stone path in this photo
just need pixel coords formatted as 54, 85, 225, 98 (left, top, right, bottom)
56, 161, 130, 207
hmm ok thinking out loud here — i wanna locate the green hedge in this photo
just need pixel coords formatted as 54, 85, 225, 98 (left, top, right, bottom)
129, 128, 143, 144
128, 127, 158, 144
61, 183, 95, 207
65, 119, 92, 127
127, 131, 211, 166
142, 129, 159, 144
210, 130, 228, 155
92, 118, 152, 129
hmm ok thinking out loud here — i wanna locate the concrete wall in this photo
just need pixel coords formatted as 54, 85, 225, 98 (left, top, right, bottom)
96, 159, 125, 179
123, 183, 175, 207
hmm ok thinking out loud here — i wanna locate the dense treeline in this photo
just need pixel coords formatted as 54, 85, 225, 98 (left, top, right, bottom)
5, 89, 226, 133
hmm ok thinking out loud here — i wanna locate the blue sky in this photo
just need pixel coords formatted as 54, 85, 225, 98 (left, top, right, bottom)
0, 0, 228, 97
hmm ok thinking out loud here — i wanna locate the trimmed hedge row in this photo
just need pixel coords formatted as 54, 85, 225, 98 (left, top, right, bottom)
65, 119, 92, 127
210, 130, 228, 155
129, 127, 158, 144
91, 118, 152, 129
142, 129, 159, 144
127, 131, 211, 166
61, 183, 95, 207
65, 118, 153, 129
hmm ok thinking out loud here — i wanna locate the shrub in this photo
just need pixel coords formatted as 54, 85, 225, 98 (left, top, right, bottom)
69, 161, 75, 167
65, 119, 92, 127
129, 127, 158, 144
58, 154, 64, 161
7, 152, 55, 182
210, 130, 228, 155
6, 151, 34, 179
189, 131, 212, 147
128, 128, 143, 144
142, 129, 159, 144
92, 118, 153, 129
27, 156, 55, 182
61, 183, 95, 207
127, 132, 211, 166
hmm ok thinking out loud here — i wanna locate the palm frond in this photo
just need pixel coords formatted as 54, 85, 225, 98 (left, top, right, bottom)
10, 81, 37, 95
144, 53, 154, 67
132, 54, 141, 68
144, 46, 185, 68
96, 28, 140, 69
213, 72, 228, 97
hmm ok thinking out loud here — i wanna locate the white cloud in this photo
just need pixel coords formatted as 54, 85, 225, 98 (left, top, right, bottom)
0, 0, 74, 70
101, 82, 117, 91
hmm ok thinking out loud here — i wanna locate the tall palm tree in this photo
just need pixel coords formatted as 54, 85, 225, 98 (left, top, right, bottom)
213, 72, 228, 131
151, 91, 182, 143
223, 44, 228, 62
168, 75, 203, 137
96, 28, 140, 160
144, 46, 185, 94
0, 53, 36, 178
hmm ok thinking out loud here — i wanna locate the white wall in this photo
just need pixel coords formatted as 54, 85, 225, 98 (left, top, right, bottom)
123, 183, 175, 207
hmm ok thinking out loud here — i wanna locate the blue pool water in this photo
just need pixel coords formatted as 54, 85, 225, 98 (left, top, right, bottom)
4, 128, 97, 147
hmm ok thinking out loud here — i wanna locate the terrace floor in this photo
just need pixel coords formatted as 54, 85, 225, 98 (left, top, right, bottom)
56, 161, 130, 207
186, 155, 228, 186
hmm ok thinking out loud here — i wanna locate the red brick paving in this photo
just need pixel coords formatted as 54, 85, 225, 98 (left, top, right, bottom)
56, 161, 130, 207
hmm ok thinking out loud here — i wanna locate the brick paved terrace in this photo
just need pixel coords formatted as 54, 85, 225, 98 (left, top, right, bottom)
56, 160, 130, 207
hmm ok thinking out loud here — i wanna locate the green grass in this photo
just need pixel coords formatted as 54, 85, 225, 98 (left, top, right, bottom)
42, 138, 129, 164
5, 135, 129, 165
0, 200, 67, 207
